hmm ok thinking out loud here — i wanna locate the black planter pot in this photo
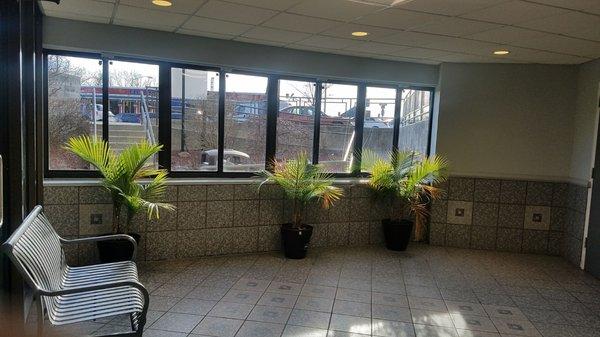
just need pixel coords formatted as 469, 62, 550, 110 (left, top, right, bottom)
382, 219, 413, 251
281, 224, 313, 259
97, 233, 141, 263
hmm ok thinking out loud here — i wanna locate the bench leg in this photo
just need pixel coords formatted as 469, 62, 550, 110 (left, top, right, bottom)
36, 298, 44, 337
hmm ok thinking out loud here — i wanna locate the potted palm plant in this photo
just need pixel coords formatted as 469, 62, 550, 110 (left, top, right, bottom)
362, 150, 448, 251
65, 135, 174, 262
258, 153, 343, 259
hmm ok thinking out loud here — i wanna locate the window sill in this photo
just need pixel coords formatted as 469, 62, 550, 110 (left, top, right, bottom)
43, 177, 370, 187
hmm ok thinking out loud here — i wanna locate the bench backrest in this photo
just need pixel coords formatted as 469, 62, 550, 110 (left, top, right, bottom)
1, 206, 66, 296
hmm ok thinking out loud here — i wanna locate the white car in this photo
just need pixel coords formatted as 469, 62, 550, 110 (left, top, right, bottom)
364, 117, 392, 129
93, 104, 116, 122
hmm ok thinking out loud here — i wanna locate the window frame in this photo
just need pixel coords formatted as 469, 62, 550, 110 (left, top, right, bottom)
43, 48, 435, 179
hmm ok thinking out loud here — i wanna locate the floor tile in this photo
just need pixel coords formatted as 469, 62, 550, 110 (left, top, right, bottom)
445, 301, 487, 317
333, 300, 371, 317
191, 316, 243, 337
295, 296, 335, 312
326, 330, 370, 337
336, 288, 372, 303
406, 285, 442, 299
149, 312, 203, 333
372, 319, 416, 337
288, 309, 331, 329
490, 317, 541, 336
483, 305, 527, 320
456, 329, 500, 337
187, 286, 230, 301
221, 289, 263, 305
414, 323, 458, 337
373, 292, 409, 307
143, 329, 189, 337
247, 305, 292, 324
372, 304, 412, 322
266, 281, 303, 295
149, 295, 180, 311
282, 325, 329, 337
451, 314, 498, 333
408, 297, 448, 312
152, 283, 195, 298
329, 314, 372, 335
234, 321, 284, 337
301, 284, 337, 299
257, 292, 298, 308
411, 309, 455, 328
338, 278, 371, 291
208, 301, 254, 320
170, 298, 217, 316
233, 278, 271, 292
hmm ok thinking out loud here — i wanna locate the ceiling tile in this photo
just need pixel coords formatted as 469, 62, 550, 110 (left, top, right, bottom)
261, 13, 340, 34
241, 27, 312, 44
371, 30, 452, 47
460, 0, 569, 25
342, 41, 410, 55
526, 0, 599, 10
412, 17, 503, 37
119, 0, 202, 14
583, 3, 600, 15
517, 12, 600, 35
421, 36, 506, 56
182, 16, 252, 36
568, 27, 600, 42
41, 0, 114, 18
195, 0, 277, 25
234, 36, 287, 47
396, 0, 508, 16
288, 0, 383, 21
393, 47, 454, 59
113, 19, 177, 32
43, 10, 111, 24
295, 35, 357, 49
320, 23, 399, 41
520, 33, 600, 58
466, 26, 549, 45
224, 0, 301, 10
177, 29, 235, 40
355, 8, 442, 30
521, 50, 592, 64
115, 5, 188, 28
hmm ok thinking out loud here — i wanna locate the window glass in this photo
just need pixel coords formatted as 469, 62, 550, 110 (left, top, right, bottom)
171, 68, 220, 171
47, 54, 102, 170
363, 86, 396, 158
318, 83, 357, 173
398, 89, 431, 155
276, 79, 315, 161
108, 60, 159, 166
223, 73, 268, 172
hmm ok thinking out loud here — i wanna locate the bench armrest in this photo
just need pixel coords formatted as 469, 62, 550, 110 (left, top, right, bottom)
61, 234, 137, 260
38, 280, 148, 300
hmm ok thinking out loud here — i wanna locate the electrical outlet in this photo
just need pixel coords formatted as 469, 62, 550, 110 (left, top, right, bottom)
90, 213, 103, 225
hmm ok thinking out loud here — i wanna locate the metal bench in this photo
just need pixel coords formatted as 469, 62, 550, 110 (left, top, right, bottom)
1, 205, 149, 337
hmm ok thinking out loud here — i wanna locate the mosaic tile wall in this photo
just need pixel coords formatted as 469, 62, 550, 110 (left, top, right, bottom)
429, 177, 588, 266
42, 183, 392, 264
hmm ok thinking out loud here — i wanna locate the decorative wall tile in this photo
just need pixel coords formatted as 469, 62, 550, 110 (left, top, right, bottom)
235, 184, 259, 200
176, 230, 205, 258
234, 200, 260, 227
207, 185, 234, 201
177, 201, 205, 230
498, 204, 525, 228
206, 201, 234, 228
328, 198, 350, 223
430, 200, 447, 223
524, 206, 550, 230
470, 226, 497, 250
61, 236, 79, 265
78, 240, 98, 266
146, 231, 178, 260
526, 182, 554, 206
350, 184, 371, 198
552, 183, 569, 207
369, 199, 391, 221
348, 222, 370, 245
522, 230, 548, 254
328, 223, 349, 246
472, 203, 498, 227
550, 207, 567, 231
44, 204, 79, 236
496, 228, 522, 252
429, 222, 446, 246
311, 223, 329, 247
258, 225, 280, 251
573, 184, 588, 213
44, 186, 78, 205
147, 202, 178, 231
547, 231, 563, 256
499, 180, 526, 204
178, 185, 206, 201
449, 177, 474, 201
79, 204, 113, 236
204, 228, 232, 255
369, 221, 384, 244
259, 184, 284, 199
159, 186, 179, 202
350, 198, 371, 222
445, 224, 471, 248
79, 186, 111, 204
474, 179, 500, 203
231, 227, 258, 253
446, 201, 473, 225
260, 199, 284, 225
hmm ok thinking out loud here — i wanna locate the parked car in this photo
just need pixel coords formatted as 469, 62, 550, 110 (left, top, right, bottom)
200, 149, 250, 167
91, 104, 116, 122
341, 106, 392, 128
114, 113, 141, 123
279, 106, 349, 126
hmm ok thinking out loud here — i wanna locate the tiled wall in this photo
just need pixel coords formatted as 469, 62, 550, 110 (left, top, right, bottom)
429, 177, 588, 266
43, 182, 392, 264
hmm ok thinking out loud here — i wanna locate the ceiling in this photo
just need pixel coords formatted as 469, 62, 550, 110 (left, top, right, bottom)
40, 0, 600, 65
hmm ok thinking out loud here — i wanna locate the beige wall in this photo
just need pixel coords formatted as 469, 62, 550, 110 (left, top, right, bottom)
436, 63, 578, 181
569, 59, 600, 182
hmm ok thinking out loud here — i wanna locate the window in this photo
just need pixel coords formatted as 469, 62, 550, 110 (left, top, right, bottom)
47, 54, 102, 170
171, 68, 220, 171
319, 83, 357, 173
108, 60, 159, 165
223, 73, 268, 172
363, 86, 396, 158
398, 89, 432, 155
276, 79, 315, 161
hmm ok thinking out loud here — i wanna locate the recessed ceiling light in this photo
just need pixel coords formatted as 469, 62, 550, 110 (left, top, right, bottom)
152, 0, 172, 7
493, 50, 510, 55
352, 31, 369, 37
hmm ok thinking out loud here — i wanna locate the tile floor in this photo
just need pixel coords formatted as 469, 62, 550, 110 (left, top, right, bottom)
39, 244, 600, 337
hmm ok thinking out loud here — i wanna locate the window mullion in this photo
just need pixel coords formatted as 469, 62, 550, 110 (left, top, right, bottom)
312, 81, 322, 164
101, 56, 109, 142
158, 63, 171, 170
265, 75, 278, 171
352, 83, 366, 174
217, 70, 225, 173
392, 87, 402, 153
